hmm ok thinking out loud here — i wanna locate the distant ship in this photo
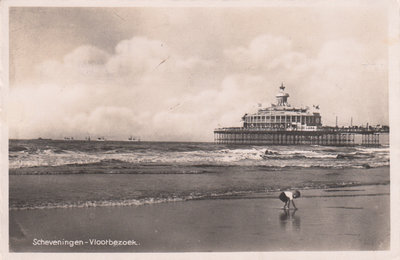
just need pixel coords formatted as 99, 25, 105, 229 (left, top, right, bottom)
37, 137, 52, 141
128, 136, 141, 142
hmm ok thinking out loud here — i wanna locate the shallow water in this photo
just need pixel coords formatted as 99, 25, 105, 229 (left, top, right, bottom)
9, 140, 390, 210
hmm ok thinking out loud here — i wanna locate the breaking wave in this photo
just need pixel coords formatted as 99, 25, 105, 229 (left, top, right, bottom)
9, 140, 389, 170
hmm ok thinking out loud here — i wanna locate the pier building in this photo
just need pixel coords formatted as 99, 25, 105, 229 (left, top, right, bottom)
214, 84, 388, 146
242, 83, 321, 131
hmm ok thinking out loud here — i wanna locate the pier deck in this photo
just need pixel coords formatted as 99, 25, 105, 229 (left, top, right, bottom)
214, 127, 387, 146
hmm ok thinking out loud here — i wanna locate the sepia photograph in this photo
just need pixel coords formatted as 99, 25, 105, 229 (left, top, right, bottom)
2, 0, 399, 258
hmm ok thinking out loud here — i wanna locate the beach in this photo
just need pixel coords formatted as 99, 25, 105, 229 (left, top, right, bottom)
8, 140, 390, 252
6, 2, 394, 256
10, 184, 389, 252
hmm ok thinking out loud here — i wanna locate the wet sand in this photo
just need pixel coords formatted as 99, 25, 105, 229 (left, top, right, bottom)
9, 184, 389, 252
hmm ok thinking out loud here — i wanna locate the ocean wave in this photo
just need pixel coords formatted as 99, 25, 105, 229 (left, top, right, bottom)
10, 197, 188, 211
9, 163, 391, 176
10, 191, 248, 211
9, 159, 390, 172
336, 152, 374, 160
261, 153, 338, 160
9, 141, 390, 169
9, 145, 29, 152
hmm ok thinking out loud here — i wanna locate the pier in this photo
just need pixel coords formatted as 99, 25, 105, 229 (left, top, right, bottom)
214, 84, 388, 146
214, 127, 386, 146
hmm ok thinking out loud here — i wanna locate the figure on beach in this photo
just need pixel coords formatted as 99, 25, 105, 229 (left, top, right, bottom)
279, 190, 300, 209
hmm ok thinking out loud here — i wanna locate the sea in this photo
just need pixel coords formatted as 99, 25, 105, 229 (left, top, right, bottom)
9, 136, 390, 211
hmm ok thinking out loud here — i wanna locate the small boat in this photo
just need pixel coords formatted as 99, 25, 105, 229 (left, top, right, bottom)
128, 136, 141, 142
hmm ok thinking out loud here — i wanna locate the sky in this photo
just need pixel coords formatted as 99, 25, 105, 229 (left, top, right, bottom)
8, 3, 389, 141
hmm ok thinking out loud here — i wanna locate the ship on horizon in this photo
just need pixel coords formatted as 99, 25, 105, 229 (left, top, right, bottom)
128, 136, 141, 142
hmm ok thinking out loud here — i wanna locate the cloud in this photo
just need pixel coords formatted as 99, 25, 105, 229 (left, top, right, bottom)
64, 45, 110, 67
9, 34, 388, 140
106, 37, 169, 77
224, 35, 292, 68
305, 39, 388, 126
223, 35, 388, 127
9, 36, 219, 140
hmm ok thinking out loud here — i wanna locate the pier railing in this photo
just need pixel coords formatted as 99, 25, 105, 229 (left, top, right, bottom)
214, 126, 388, 134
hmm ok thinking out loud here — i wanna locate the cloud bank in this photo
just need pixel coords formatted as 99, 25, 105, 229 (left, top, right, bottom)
9, 34, 388, 141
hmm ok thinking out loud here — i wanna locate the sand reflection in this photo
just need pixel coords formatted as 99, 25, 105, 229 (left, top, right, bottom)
279, 209, 301, 232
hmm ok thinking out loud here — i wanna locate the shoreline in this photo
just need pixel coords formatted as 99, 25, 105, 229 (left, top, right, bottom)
8, 183, 390, 211
9, 166, 390, 211
10, 184, 390, 252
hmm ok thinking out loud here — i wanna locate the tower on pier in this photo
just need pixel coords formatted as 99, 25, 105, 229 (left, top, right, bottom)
275, 83, 290, 106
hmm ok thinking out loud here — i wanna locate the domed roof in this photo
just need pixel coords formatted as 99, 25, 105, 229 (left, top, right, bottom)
276, 83, 289, 97
276, 92, 289, 97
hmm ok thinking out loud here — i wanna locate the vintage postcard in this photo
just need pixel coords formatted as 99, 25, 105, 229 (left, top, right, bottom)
1, 0, 399, 259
